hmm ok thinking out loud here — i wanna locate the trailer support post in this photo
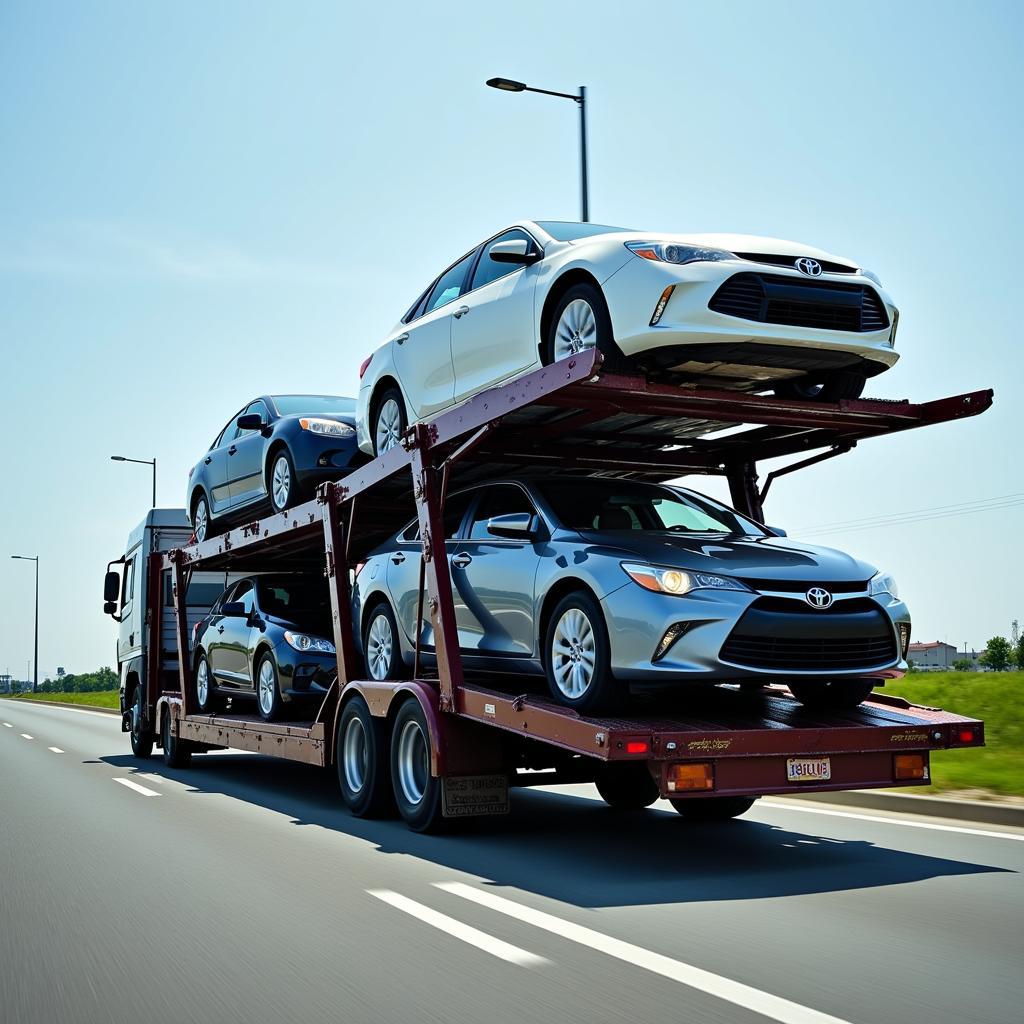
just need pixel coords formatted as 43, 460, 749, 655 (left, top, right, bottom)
144, 552, 165, 729
170, 552, 192, 718
320, 482, 359, 686
727, 459, 764, 523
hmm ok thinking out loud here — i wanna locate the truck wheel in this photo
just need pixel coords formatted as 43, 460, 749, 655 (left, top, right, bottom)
787, 679, 875, 710
363, 601, 409, 681
194, 654, 218, 714
595, 762, 659, 810
336, 697, 393, 817
545, 282, 627, 371
671, 796, 756, 821
390, 699, 445, 833
161, 709, 192, 768
543, 591, 622, 714
128, 685, 153, 759
256, 653, 284, 721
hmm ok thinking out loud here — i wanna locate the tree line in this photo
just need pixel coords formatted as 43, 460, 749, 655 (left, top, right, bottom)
36, 667, 118, 693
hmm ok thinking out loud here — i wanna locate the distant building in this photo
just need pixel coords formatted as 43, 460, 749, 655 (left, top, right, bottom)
908, 641, 984, 671
0, 674, 11, 694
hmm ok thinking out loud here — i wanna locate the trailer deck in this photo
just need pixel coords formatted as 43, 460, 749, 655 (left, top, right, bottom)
141, 352, 990, 829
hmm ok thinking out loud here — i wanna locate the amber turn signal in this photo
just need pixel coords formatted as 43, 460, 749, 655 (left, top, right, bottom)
894, 753, 927, 781
667, 762, 714, 792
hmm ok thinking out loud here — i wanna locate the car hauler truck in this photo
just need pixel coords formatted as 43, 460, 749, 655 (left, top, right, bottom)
105, 351, 991, 832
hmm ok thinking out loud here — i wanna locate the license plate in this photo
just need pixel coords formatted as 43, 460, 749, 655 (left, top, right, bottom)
442, 774, 510, 818
786, 757, 831, 782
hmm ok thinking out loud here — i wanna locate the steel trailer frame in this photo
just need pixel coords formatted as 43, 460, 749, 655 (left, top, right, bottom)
140, 352, 990, 828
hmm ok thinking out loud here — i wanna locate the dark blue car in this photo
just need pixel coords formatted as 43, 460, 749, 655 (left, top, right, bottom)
187, 394, 362, 541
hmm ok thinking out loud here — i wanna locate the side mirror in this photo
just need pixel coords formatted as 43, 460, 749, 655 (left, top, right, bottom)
236, 413, 265, 432
489, 239, 540, 265
767, 526, 788, 537
221, 601, 247, 617
103, 600, 118, 616
487, 512, 537, 539
104, 569, 121, 602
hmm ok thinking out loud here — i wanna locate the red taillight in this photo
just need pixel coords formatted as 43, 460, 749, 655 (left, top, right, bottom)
958, 728, 976, 744
359, 355, 372, 379
625, 741, 649, 755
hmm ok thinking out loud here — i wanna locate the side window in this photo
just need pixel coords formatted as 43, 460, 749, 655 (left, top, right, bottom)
121, 556, 136, 609
403, 288, 431, 324
426, 251, 477, 313
211, 418, 234, 450
470, 230, 536, 292
443, 491, 474, 539
468, 486, 536, 540
232, 580, 255, 614
400, 521, 421, 543
233, 400, 268, 441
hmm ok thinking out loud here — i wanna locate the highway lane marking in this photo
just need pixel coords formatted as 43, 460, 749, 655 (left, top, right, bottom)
138, 773, 168, 785
48, 747, 64, 754
11, 704, 119, 720
20, 734, 33, 740
113, 777, 161, 797
3, 722, 11, 727
368, 889, 548, 967
436, 882, 851, 1024
761, 800, 1024, 842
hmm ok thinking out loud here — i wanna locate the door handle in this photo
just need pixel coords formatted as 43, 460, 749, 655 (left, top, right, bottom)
204, 456, 212, 465
217, 625, 225, 634
395, 333, 409, 345
452, 305, 470, 319
451, 553, 472, 569
391, 552, 406, 565
228, 445, 237, 456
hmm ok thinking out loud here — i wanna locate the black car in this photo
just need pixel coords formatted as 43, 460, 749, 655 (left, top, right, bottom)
192, 574, 337, 721
187, 394, 363, 541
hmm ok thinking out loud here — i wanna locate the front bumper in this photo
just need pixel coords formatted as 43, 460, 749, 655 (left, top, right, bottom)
601, 257, 900, 381
601, 583, 909, 683
272, 641, 337, 701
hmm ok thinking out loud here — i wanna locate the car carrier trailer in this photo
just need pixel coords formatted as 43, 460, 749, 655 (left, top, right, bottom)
123, 350, 991, 831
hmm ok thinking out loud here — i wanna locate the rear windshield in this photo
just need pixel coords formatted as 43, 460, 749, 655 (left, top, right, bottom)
536, 221, 632, 241
271, 395, 355, 416
538, 481, 764, 536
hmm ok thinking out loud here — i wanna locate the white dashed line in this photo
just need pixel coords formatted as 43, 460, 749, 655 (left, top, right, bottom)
3, 722, 11, 727
368, 890, 547, 967
48, 747, 65, 754
113, 777, 161, 797
436, 882, 851, 1024
20, 733, 33, 740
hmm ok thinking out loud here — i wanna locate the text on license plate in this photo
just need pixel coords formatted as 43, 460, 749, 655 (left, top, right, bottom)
787, 757, 831, 782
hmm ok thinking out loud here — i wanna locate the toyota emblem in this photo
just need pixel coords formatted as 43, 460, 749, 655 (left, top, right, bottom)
795, 257, 822, 277
805, 587, 833, 609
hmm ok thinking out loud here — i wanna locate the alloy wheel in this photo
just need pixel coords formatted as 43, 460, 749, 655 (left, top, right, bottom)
194, 498, 208, 542
375, 398, 403, 454
553, 299, 597, 359
258, 659, 276, 716
271, 455, 291, 511
196, 659, 209, 708
366, 613, 393, 680
551, 607, 597, 699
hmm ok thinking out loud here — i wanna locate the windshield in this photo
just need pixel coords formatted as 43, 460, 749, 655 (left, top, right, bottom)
271, 395, 355, 417
536, 221, 632, 241
538, 481, 765, 536
256, 576, 332, 624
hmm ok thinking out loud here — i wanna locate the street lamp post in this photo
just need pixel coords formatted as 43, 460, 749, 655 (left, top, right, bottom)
486, 77, 589, 222
11, 555, 39, 693
111, 455, 157, 507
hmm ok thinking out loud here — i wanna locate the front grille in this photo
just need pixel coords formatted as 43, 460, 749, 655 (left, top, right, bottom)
734, 253, 858, 274
709, 273, 889, 334
737, 578, 869, 595
721, 633, 898, 670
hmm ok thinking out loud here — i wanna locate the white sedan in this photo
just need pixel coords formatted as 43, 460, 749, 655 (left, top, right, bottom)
356, 220, 899, 455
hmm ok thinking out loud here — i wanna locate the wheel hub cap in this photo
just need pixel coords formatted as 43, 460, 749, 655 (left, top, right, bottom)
259, 661, 275, 714
272, 457, 291, 510
554, 299, 597, 360
551, 608, 596, 698
376, 399, 402, 453
367, 614, 393, 680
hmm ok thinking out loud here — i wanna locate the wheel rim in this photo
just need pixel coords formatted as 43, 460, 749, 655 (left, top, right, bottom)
366, 612, 393, 680
343, 715, 368, 793
196, 660, 209, 707
551, 607, 597, 699
396, 718, 428, 807
553, 299, 597, 359
272, 456, 291, 510
131, 691, 142, 743
194, 499, 208, 541
375, 398, 403, 453
258, 659, 276, 715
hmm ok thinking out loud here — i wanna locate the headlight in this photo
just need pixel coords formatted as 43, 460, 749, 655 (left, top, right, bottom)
869, 571, 898, 599
621, 563, 752, 596
859, 268, 883, 287
284, 630, 336, 654
625, 241, 734, 265
299, 417, 355, 438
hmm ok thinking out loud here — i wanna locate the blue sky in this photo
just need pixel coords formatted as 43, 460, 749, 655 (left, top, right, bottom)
1, 0, 1021, 677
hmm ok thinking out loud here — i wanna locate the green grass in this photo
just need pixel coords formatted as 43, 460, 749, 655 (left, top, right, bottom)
2, 690, 120, 710
887, 671, 1024, 797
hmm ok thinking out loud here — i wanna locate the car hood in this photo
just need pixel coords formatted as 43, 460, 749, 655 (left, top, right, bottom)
577, 532, 876, 583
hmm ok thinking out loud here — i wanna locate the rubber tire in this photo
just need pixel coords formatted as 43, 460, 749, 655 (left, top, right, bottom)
595, 762, 660, 810
128, 684, 153, 760
268, 448, 298, 513
787, 678, 876, 710
194, 653, 218, 714
372, 386, 408, 456
161, 709, 192, 768
775, 370, 866, 402
390, 699, 445, 833
671, 796, 757, 821
363, 600, 409, 681
256, 652, 285, 722
543, 590, 622, 714
192, 492, 213, 542
544, 282, 628, 372
336, 697, 393, 817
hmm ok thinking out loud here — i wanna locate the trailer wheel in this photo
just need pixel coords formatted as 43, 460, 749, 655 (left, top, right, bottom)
161, 709, 192, 768
670, 796, 757, 821
543, 591, 622, 713
595, 762, 660, 810
128, 684, 153, 760
787, 678, 875, 710
336, 697, 393, 817
390, 699, 445, 833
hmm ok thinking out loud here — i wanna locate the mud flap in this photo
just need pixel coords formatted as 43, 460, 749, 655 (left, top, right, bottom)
442, 774, 510, 818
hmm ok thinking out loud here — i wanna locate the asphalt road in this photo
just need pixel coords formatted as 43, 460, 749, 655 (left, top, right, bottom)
1, 700, 1021, 1024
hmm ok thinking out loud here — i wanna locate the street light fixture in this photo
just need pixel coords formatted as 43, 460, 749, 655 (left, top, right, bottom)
111, 455, 157, 507
486, 76, 590, 222
10, 555, 39, 693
